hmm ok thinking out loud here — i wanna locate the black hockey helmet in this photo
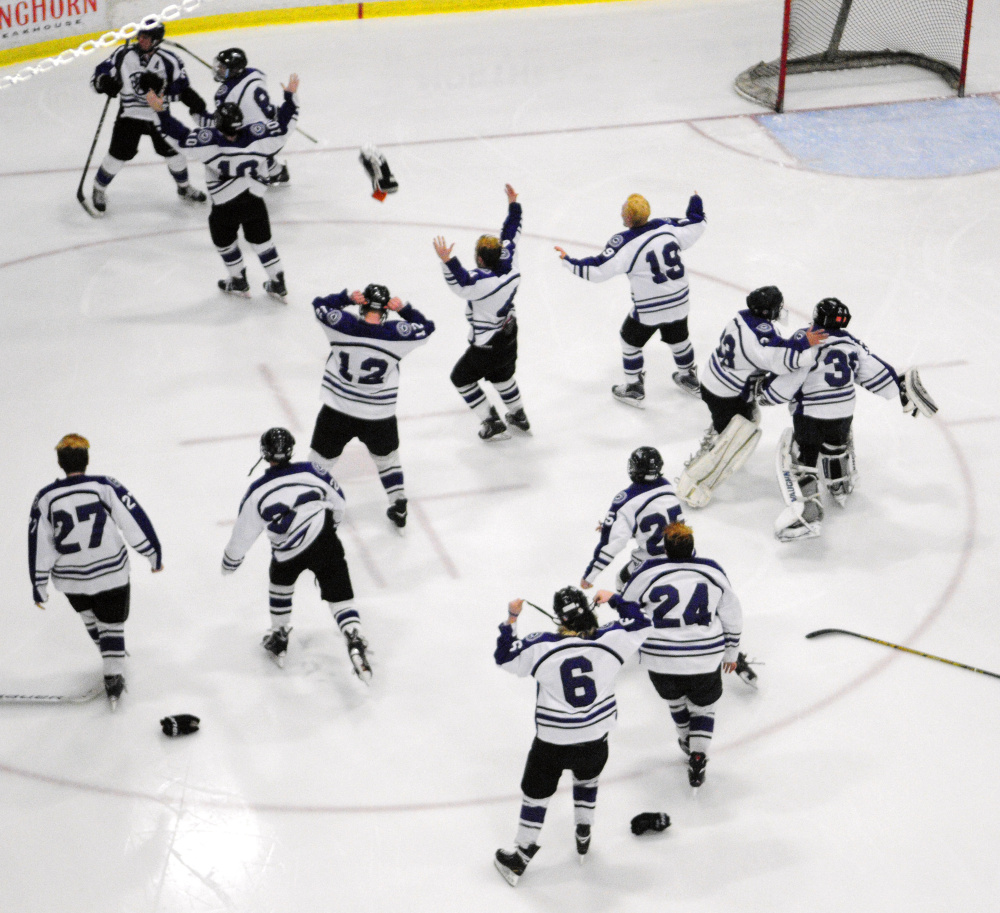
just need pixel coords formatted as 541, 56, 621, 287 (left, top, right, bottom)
628, 446, 664, 483
361, 283, 391, 323
137, 22, 165, 50
813, 297, 851, 330
746, 285, 785, 322
260, 427, 295, 464
214, 47, 248, 83
214, 102, 244, 136
553, 587, 598, 635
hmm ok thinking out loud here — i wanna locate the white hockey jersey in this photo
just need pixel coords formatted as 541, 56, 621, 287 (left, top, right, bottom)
92, 44, 193, 124
494, 603, 651, 745
213, 67, 276, 124
223, 461, 345, 570
759, 329, 900, 419
440, 202, 522, 346
561, 195, 706, 326
312, 292, 435, 420
701, 309, 815, 400
29, 475, 162, 601
583, 478, 685, 586
154, 90, 298, 204
617, 556, 742, 675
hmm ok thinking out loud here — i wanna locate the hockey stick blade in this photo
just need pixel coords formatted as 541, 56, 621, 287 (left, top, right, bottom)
77, 190, 100, 219
0, 686, 104, 704
806, 628, 1000, 680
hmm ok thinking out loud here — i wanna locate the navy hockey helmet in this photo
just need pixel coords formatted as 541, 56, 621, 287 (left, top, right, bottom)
628, 446, 664, 483
213, 47, 248, 83
137, 23, 165, 50
361, 283, 391, 323
813, 297, 851, 330
260, 427, 295, 464
214, 102, 244, 136
746, 286, 785, 323
553, 587, 598, 634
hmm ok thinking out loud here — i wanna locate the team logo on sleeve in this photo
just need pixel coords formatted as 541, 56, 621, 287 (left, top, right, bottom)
250, 122, 266, 137
500, 248, 511, 260
396, 322, 412, 337
757, 321, 772, 333
524, 632, 543, 643
612, 491, 627, 504
326, 309, 342, 325
609, 234, 624, 248
197, 129, 214, 143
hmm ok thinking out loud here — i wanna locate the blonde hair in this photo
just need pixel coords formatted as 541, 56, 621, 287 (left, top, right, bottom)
664, 521, 695, 560
475, 235, 502, 271
56, 433, 90, 451
622, 194, 651, 228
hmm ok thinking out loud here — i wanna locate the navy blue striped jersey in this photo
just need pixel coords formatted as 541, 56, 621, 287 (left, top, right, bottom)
616, 555, 742, 675
759, 328, 900, 418
312, 291, 434, 420
494, 604, 651, 745
561, 195, 705, 326
583, 478, 684, 586
701, 309, 813, 400
440, 202, 521, 345
29, 475, 161, 602
154, 90, 298, 204
214, 67, 275, 124
92, 44, 190, 124
223, 462, 345, 571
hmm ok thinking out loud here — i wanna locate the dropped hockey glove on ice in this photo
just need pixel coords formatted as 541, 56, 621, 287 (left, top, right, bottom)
160, 714, 201, 737
630, 812, 671, 836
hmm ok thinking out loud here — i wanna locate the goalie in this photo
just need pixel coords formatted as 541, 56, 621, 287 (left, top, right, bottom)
677, 286, 827, 508
754, 297, 938, 542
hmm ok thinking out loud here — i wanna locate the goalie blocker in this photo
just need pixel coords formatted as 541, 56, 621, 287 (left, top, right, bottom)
359, 145, 398, 201
677, 414, 761, 508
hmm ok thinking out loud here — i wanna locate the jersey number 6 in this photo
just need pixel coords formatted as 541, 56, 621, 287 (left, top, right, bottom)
560, 656, 597, 707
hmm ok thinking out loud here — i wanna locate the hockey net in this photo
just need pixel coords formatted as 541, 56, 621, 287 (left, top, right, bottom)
735, 0, 975, 112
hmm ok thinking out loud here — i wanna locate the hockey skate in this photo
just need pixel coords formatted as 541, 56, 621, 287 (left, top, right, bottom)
678, 735, 691, 756
219, 269, 251, 299
612, 372, 645, 409
386, 498, 407, 532
735, 652, 759, 689
177, 184, 207, 204
494, 844, 539, 887
684, 426, 718, 468
479, 407, 511, 442
575, 824, 591, 863
261, 626, 291, 667
91, 185, 107, 215
103, 674, 125, 710
672, 365, 700, 397
263, 272, 288, 303
359, 145, 398, 200
345, 629, 372, 683
505, 408, 531, 433
688, 751, 708, 788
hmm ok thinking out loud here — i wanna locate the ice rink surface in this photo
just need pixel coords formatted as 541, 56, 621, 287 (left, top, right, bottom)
2, 1, 1000, 909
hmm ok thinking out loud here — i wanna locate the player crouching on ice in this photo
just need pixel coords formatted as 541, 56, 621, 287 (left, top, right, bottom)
493, 588, 651, 885
753, 297, 938, 542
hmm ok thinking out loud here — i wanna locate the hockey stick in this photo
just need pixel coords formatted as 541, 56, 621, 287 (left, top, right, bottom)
76, 95, 112, 218
0, 685, 104, 704
806, 629, 1000, 680
164, 40, 319, 144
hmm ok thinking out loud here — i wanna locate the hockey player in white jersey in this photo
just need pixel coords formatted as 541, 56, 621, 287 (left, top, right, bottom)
89, 23, 209, 214
580, 446, 684, 592
556, 192, 706, 406
147, 75, 299, 300
677, 286, 827, 508
597, 521, 742, 788
211, 48, 289, 185
222, 428, 372, 680
308, 285, 434, 531
493, 587, 652, 885
28, 435, 163, 708
433, 184, 529, 441
755, 297, 937, 542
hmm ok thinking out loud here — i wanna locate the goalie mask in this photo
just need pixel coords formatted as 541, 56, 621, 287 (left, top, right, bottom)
813, 297, 851, 330
553, 587, 598, 635
746, 285, 787, 324
361, 283, 391, 323
628, 446, 664, 483
214, 48, 248, 83
214, 102, 244, 136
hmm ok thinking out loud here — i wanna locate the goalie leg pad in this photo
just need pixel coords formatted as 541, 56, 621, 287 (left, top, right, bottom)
820, 435, 856, 506
774, 428, 824, 542
677, 414, 761, 508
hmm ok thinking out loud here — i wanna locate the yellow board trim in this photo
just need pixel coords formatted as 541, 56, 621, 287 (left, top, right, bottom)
1, 0, 636, 68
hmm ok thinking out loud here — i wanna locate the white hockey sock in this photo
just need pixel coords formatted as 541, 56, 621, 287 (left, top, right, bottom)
249, 239, 282, 280
327, 600, 361, 635
95, 154, 125, 186
668, 339, 695, 370
572, 775, 599, 827
372, 450, 405, 501
96, 622, 126, 677
668, 698, 691, 742
166, 154, 190, 186
216, 241, 246, 278
493, 378, 523, 413
268, 583, 294, 629
308, 449, 340, 474
515, 794, 550, 847
687, 699, 716, 756
455, 381, 491, 418
78, 609, 100, 648
620, 340, 644, 381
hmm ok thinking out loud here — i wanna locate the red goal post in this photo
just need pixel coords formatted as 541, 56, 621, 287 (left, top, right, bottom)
735, 0, 975, 112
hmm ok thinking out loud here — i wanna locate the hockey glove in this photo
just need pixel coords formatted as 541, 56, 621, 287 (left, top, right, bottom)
94, 72, 121, 98
160, 714, 200, 737
686, 193, 704, 221
137, 71, 165, 94
196, 111, 216, 129
631, 812, 670, 836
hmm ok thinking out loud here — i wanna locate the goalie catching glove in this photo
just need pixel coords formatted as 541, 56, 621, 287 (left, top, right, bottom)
160, 714, 201, 737
631, 812, 671, 836
899, 368, 938, 418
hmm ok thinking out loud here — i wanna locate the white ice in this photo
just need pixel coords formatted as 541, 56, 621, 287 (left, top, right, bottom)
2, 1, 1000, 910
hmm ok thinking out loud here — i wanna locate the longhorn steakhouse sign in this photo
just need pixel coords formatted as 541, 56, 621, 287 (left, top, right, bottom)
0, 0, 101, 50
